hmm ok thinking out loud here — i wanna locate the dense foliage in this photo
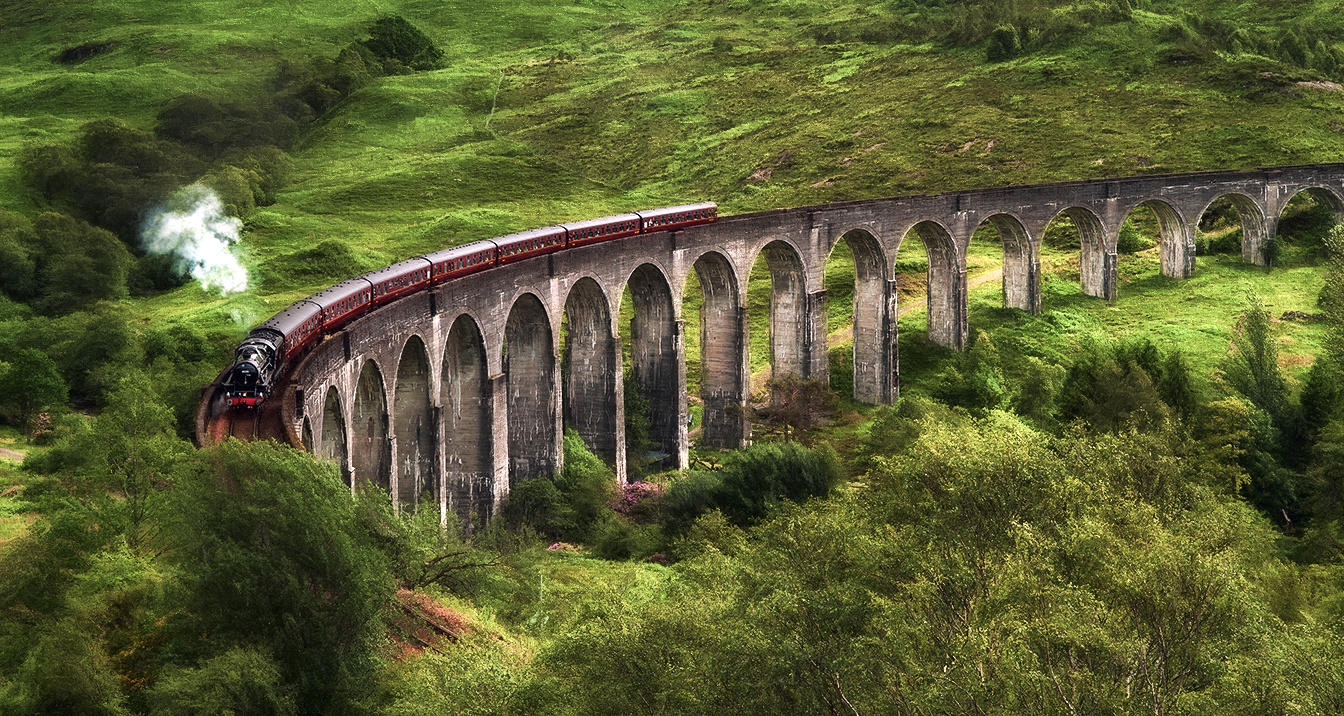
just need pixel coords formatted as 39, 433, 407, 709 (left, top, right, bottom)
1, 0, 1343, 712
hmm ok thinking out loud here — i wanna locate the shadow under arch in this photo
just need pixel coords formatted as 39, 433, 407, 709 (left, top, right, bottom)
1122, 197, 1192, 281
826, 228, 893, 403
624, 263, 681, 468
1046, 206, 1111, 300
751, 239, 808, 387
900, 220, 966, 350
351, 359, 390, 493
393, 335, 435, 511
320, 385, 349, 486
504, 292, 557, 485
562, 277, 617, 467
685, 250, 747, 448
975, 213, 1039, 314
1196, 193, 1268, 265
442, 314, 493, 526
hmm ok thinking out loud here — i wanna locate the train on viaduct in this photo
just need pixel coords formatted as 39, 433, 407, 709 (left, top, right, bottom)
198, 163, 1344, 525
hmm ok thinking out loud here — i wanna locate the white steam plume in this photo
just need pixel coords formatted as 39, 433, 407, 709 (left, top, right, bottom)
140, 184, 248, 295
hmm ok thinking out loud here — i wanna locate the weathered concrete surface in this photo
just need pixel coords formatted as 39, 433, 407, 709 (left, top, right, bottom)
255, 164, 1344, 526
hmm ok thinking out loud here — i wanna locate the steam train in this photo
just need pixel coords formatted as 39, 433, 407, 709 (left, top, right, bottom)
220, 203, 718, 408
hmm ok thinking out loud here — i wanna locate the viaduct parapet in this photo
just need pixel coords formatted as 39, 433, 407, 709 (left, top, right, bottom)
243, 164, 1344, 525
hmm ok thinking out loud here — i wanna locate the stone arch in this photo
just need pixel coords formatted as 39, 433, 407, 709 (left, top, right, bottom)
976, 213, 1039, 314
1122, 198, 1192, 280
442, 314, 493, 525
1274, 187, 1344, 251
301, 418, 313, 452
562, 277, 617, 466
320, 385, 349, 486
504, 293, 557, 484
686, 250, 747, 448
1047, 206, 1111, 300
900, 220, 966, 350
751, 240, 808, 386
827, 229, 894, 403
393, 335, 435, 511
351, 359, 390, 493
1195, 193, 1269, 266
1281, 186, 1344, 216
625, 263, 682, 468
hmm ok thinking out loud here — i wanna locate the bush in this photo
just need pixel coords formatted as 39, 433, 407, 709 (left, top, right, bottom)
663, 442, 843, 535
166, 441, 391, 712
362, 16, 444, 70
1116, 220, 1155, 253
155, 94, 299, 157
502, 432, 616, 544
985, 24, 1022, 62
260, 239, 373, 289
1058, 338, 1174, 432
932, 331, 1010, 415
148, 647, 295, 716
29, 213, 133, 315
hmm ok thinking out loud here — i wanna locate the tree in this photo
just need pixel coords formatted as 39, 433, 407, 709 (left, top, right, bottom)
1321, 223, 1344, 368
0, 348, 66, 433
361, 15, 444, 70
165, 440, 391, 711
148, 647, 295, 716
746, 374, 838, 443
30, 213, 132, 315
1222, 291, 1289, 425
78, 374, 190, 548
985, 24, 1022, 62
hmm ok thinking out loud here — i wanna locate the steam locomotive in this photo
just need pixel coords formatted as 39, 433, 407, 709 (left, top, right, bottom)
220, 203, 718, 408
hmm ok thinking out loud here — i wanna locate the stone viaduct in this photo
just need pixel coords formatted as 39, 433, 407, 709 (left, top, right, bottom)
255, 164, 1344, 525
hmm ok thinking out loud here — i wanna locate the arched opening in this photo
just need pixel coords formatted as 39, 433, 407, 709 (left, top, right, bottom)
442, 315, 492, 525
1196, 194, 1268, 266
1111, 200, 1189, 293
320, 386, 349, 486
393, 335, 435, 511
1040, 206, 1110, 302
505, 293, 557, 484
747, 240, 808, 395
971, 214, 1038, 313
562, 278, 617, 467
897, 220, 965, 350
1142, 199, 1191, 280
622, 264, 680, 474
824, 229, 892, 403
683, 251, 747, 448
1275, 188, 1344, 260
351, 360, 390, 493
301, 418, 313, 452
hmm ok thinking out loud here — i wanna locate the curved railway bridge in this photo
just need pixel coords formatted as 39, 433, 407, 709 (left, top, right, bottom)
198, 164, 1344, 524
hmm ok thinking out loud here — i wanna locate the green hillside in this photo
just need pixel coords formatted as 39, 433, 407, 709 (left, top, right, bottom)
3, 2, 1344, 713
3, 0, 1344, 324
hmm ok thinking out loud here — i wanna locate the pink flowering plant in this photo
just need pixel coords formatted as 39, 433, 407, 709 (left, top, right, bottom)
610, 481, 665, 523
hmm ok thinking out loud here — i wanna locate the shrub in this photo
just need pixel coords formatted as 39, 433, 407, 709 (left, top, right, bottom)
1057, 338, 1173, 432
932, 331, 1010, 415
148, 647, 295, 716
29, 213, 133, 315
502, 432, 616, 543
663, 442, 843, 535
985, 24, 1022, 62
166, 441, 391, 712
1116, 220, 1155, 253
362, 16, 444, 71
154, 94, 298, 156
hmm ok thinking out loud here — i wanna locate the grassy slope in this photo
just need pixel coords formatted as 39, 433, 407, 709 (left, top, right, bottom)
3, 1, 1343, 322
1, 0, 1340, 685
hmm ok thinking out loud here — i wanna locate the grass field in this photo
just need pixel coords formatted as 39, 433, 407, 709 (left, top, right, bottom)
1, 0, 1341, 417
